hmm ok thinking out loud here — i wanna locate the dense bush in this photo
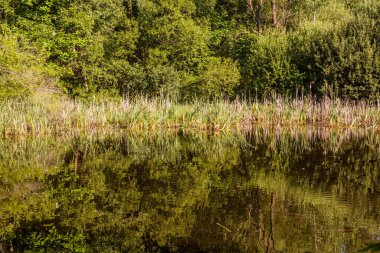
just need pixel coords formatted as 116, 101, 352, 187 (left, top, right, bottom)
235, 32, 303, 98
0, 27, 55, 99
181, 56, 241, 99
0, 0, 379, 100
292, 2, 380, 99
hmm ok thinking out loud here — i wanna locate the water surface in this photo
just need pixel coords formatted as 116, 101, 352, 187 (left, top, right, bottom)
1, 128, 380, 252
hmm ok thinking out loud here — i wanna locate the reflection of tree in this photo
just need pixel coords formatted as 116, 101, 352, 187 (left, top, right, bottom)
0, 128, 379, 252
266, 192, 276, 253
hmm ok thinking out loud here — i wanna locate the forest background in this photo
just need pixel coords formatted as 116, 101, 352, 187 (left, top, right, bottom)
0, 0, 379, 101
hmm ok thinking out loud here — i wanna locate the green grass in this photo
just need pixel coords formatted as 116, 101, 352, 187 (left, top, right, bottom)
1, 95, 380, 136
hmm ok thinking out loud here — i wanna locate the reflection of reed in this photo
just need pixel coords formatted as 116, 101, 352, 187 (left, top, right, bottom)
266, 192, 276, 253
1, 127, 376, 174
247, 126, 380, 155
1, 127, 379, 187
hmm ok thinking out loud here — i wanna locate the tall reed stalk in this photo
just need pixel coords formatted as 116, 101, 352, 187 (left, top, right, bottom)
1, 95, 380, 136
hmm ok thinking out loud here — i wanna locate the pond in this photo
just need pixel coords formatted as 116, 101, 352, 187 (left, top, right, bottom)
0, 128, 380, 252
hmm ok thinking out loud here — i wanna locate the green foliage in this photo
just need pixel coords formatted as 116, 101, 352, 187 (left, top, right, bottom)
20, 226, 87, 253
138, 0, 208, 69
0, 30, 55, 99
360, 243, 380, 252
101, 63, 181, 97
1, 0, 379, 99
292, 3, 380, 98
49, 0, 139, 96
235, 33, 303, 97
183, 57, 241, 99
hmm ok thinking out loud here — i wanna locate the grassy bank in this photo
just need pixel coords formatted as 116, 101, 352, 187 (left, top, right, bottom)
1, 95, 380, 136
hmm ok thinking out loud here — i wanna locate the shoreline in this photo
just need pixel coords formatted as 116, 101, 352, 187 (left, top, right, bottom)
1, 96, 380, 137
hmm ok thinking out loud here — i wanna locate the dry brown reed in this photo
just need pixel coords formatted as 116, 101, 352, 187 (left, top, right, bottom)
1, 95, 380, 136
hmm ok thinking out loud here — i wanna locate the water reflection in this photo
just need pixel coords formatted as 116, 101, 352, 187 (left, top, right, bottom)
0, 128, 379, 252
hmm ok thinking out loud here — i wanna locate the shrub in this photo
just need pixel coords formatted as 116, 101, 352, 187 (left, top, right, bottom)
0, 31, 55, 99
235, 32, 303, 98
181, 57, 240, 99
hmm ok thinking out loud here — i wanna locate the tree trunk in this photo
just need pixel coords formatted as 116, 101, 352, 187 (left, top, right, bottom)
270, 0, 277, 27
269, 192, 276, 251
266, 192, 276, 253
127, 0, 133, 18
247, 0, 256, 31
257, 0, 263, 34
82, 66, 88, 93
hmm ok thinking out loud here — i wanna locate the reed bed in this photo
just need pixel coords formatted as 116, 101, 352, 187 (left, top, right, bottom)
1, 96, 380, 136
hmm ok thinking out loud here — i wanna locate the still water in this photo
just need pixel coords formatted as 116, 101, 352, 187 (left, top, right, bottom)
1, 128, 380, 252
